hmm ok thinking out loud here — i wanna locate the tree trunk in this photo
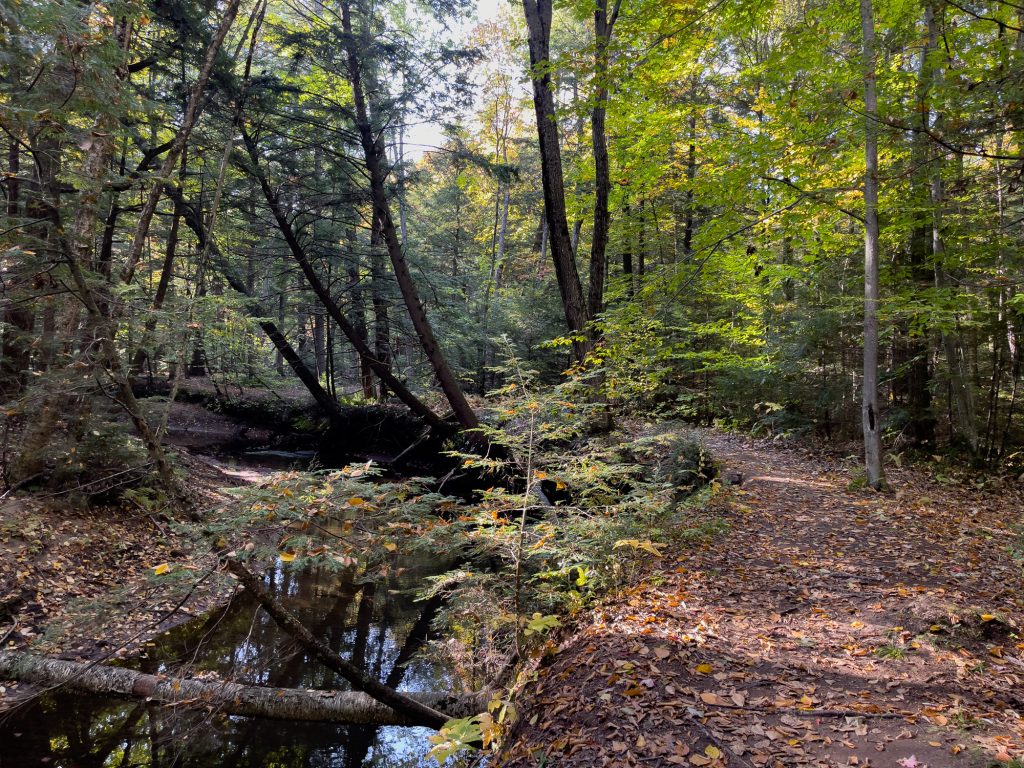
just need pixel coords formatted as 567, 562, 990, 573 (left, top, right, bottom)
339, 0, 479, 431
345, 242, 375, 400
523, 0, 590, 351
165, 184, 344, 422
120, 0, 241, 285
0, 134, 35, 398
240, 131, 443, 429
0, 651, 482, 727
224, 558, 452, 729
859, 0, 886, 489
925, 5, 978, 455
588, 0, 621, 321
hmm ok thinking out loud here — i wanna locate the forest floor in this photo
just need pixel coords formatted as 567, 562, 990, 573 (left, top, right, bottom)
0, 399, 272, 709
500, 431, 1024, 768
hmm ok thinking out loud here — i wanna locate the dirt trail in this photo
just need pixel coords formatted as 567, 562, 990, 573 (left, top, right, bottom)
501, 431, 1024, 768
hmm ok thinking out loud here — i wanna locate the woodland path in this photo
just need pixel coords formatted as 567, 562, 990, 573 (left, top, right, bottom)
500, 431, 1024, 768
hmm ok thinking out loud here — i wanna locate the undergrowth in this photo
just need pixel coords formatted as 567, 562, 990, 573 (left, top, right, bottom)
189, 343, 724, 763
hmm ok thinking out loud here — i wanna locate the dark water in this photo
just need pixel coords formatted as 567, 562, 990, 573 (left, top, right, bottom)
0, 554, 455, 768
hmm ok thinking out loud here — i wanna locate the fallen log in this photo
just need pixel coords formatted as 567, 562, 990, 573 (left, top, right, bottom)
0, 651, 485, 726
224, 557, 452, 729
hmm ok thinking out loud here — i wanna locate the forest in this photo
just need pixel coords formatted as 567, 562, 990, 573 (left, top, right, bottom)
0, 0, 1023, 765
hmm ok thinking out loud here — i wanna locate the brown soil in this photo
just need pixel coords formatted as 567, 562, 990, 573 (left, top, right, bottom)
500, 431, 1024, 768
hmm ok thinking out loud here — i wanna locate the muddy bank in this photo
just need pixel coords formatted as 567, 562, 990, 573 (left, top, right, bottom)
146, 378, 457, 474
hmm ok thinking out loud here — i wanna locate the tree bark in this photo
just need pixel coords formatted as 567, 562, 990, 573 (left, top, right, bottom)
164, 184, 344, 421
0, 651, 483, 727
522, 0, 590, 351
925, 4, 979, 455
588, 0, 621, 321
859, 0, 886, 489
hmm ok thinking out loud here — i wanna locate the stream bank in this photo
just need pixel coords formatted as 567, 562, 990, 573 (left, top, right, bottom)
0, 389, 475, 767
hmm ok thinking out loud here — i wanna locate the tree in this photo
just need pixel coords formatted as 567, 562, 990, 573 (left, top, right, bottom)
859, 0, 885, 489
523, 0, 590, 351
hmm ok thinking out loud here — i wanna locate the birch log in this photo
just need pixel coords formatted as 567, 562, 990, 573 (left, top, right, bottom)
0, 651, 485, 727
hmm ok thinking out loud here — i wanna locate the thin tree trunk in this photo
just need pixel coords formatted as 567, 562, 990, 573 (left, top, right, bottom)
588, 0, 621, 321
339, 0, 479, 431
0, 131, 35, 397
120, 0, 242, 285
682, 115, 697, 259
224, 558, 451, 729
370, 215, 392, 400
345, 242, 374, 399
859, 0, 886, 489
241, 130, 443, 429
130, 195, 182, 376
926, 5, 979, 455
165, 185, 343, 421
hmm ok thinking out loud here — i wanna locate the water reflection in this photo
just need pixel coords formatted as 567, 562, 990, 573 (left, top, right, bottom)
0, 555, 452, 768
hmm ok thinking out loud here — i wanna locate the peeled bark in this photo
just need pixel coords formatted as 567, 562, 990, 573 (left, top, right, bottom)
0, 651, 483, 727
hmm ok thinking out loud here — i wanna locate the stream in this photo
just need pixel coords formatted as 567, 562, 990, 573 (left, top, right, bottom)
0, 450, 459, 768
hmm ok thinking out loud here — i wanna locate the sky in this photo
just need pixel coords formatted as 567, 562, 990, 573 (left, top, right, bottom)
403, 0, 510, 158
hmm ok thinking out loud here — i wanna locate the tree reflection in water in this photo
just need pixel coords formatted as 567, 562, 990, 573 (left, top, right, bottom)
0, 554, 451, 768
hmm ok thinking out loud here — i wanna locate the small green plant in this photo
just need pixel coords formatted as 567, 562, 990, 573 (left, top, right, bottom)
874, 643, 908, 660
427, 712, 495, 763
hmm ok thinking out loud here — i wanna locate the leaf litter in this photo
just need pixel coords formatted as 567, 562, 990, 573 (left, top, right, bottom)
499, 431, 1024, 767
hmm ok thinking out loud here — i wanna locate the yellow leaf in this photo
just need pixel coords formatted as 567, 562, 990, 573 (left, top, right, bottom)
281, 488, 293, 497
383, 542, 398, 552
705, 745, 722, 760
279, 551, 296, 562
347, 497, 365, 507
153, 563, 170, 575
695, 663, 713, 674
980, 614, 996, 622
